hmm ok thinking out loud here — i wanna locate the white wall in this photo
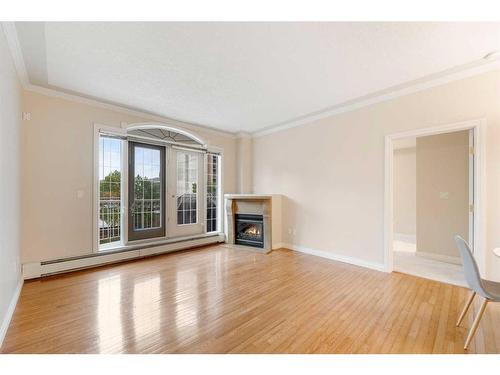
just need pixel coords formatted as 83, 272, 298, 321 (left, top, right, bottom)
253, 70, 500, 280
236, 135, 253, 193
0, 27, 22, 343
393, 147, 416, 237
21, 91, 238, 263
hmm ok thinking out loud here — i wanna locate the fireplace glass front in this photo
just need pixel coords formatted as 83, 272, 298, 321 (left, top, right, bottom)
235, 214, 264, 248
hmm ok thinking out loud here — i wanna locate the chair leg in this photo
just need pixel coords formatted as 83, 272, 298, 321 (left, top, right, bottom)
464, 298, 489, 350
457, 291, 476, 326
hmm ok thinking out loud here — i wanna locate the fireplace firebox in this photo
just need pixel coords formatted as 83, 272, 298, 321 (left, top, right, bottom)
235, 214, 264, 248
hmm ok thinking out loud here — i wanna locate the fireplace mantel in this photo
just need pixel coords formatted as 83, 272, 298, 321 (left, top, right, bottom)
224, 194, 282, 253
224, 194, 275, 200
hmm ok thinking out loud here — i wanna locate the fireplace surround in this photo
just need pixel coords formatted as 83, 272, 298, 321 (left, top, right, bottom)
224, 194, 282, 253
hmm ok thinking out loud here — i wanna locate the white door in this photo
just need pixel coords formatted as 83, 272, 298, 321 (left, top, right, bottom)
167, 147, 205, 237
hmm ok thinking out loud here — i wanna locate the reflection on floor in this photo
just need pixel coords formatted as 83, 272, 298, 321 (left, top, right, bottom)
393, 239, 466, 287
4, 245, 499, 353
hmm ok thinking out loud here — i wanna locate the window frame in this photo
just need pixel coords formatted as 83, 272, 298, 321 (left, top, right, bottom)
93, 124, 128, 253
175, 150, 200, 226
206, 146, 223, 234
206, 152, 222, 233
98, 136, 123, 245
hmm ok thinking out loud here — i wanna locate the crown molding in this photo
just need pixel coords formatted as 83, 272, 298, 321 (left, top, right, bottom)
253, 59, 500, 138
4, 21, 500, 140
235, 131, 252, 139
2, 21, 236, 140
24, 83, 237, 139
1, 21, 29, 87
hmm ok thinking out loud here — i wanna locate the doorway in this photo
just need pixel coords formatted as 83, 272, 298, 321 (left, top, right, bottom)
384, 120, 485, 285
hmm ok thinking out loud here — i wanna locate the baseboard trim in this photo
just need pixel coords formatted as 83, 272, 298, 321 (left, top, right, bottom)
23, 234, 225, 279
393, 266, 466, 287
282, 243, 386, 272
394, 233, 416, 244
415, 251, 462, 265
0, 278, 23, 348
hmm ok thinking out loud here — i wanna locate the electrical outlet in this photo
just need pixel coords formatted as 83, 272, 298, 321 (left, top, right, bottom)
439, 191, 449, 199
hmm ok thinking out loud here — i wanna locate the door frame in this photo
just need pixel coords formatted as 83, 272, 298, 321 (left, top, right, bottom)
384, 119, 486, 275
127, 141, 167, 241
167, 146, 206, 238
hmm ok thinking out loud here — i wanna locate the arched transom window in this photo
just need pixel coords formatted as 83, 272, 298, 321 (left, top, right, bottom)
127, 126, 205, 147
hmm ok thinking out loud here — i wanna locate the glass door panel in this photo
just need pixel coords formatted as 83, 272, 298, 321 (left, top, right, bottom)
168, 148, 204, 237
176, 152, 198, 225
128, 142, 165, 241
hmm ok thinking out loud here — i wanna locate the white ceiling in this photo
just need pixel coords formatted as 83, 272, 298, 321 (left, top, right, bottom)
14, 22, 500, 133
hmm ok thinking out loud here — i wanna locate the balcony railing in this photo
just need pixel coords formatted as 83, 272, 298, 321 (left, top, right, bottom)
99, 198, 121, 244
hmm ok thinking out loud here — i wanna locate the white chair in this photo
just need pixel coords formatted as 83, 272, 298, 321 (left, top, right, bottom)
454, 235, 500, 350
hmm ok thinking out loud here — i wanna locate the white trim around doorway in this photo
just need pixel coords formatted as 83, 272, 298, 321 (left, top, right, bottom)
384, 119, 486, 276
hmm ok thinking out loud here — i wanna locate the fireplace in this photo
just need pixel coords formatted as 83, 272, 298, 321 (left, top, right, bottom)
224, 194, 282, 253
235, 214, 264, 248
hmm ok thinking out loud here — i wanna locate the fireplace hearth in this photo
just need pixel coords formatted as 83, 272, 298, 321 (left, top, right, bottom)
235, 214, 264, 248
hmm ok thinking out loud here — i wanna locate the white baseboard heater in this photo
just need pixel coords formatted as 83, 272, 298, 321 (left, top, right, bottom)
23, 233, 225, 279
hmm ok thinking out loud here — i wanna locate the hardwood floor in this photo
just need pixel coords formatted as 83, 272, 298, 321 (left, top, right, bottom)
2, 245, 500, 354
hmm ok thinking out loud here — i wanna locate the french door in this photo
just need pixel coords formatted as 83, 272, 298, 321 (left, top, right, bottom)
128, 142, 166, 241
167, 147, 205, 237
96, 125, 222, 251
